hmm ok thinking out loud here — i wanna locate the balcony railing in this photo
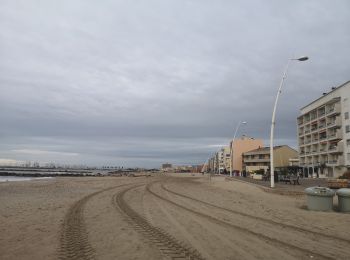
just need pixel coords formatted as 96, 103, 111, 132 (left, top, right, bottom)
327, 156, 344, 166
327, 103, 341, 115
243, 158, 270, 163
328, 143, 344, 153
330, 131, 342, 139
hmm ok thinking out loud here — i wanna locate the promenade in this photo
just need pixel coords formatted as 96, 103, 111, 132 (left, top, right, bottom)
225, 176, 328, 195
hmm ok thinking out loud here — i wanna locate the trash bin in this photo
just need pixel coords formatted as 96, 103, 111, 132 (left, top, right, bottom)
305, 187, 335, 211
336, 188, 350, 212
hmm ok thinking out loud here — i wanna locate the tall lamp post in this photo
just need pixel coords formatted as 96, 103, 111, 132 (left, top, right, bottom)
270, 56, 308, 188
230, 121, 247, 177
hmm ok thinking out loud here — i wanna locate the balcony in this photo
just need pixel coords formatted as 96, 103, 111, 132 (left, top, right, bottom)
327, 103, 341, 115
318, 123, 326, 129
243, 158, 270, 163
328, 142, 344, 153
328, 130, 343, 140
319, 135, 327, 141
327, 156, 344, 166
327, 117, 342, 128
319, 147, 327, 153
318, 111, 325, 117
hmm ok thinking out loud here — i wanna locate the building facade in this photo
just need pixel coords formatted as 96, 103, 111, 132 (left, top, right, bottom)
223, 146, 231, 173
297, 81, 350, 178
230, 136, 264, 173
161, 163, 172, 171
242, 145, 298, 173
218, 148, 225, 173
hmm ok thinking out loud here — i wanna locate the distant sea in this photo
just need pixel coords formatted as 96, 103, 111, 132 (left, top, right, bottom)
0, 176, 53, 182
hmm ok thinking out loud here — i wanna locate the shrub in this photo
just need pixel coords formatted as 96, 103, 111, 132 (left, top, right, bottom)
254, 169, 265, 175
339, 170, 350, 179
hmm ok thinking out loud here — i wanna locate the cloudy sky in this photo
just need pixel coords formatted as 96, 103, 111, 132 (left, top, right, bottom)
0, 0, 349, 167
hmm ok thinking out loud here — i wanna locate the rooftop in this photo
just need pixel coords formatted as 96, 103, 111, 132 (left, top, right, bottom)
242, 145, 298, 155
300, 80, 350, 110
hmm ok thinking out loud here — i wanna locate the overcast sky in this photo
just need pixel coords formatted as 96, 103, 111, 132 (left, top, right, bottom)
0, 0, 349, 167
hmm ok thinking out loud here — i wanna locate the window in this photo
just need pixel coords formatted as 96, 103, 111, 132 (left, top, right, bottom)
346, 125, 350, 133
345, 112, 349, 120
347, 139, 350, 146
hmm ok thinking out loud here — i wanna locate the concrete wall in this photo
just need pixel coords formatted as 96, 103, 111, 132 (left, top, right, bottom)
273, 146, 298, 167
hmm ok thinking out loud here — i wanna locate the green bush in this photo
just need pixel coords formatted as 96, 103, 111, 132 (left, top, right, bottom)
254, 169, 265, 175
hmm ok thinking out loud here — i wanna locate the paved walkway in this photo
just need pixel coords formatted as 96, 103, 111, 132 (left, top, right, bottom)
225, 176, 328, 195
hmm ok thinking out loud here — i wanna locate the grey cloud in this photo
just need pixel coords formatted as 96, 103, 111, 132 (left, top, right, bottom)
0, 0, 349, 167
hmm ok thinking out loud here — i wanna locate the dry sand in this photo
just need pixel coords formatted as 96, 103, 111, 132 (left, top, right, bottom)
0, 174, 349, 260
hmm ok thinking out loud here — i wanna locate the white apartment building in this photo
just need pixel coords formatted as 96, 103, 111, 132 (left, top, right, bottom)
217, 148, 225, 173
297, 81, 350, 178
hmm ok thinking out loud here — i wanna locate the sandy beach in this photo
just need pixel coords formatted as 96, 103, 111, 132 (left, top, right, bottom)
0, 173, 349, 260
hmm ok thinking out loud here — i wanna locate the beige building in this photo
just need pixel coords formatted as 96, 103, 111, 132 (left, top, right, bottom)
289, 157, 300, 167
297, 81, 350, 178
243, 145, 298, 173
230, 136, 264, 173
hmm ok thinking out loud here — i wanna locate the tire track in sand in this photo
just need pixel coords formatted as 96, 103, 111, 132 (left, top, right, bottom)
147, 182, 334, 260
59, 183, 134, 260
113, 184, 206, 260
161, 182, 350, 245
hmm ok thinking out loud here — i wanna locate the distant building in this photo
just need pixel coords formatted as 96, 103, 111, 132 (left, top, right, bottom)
230, 136, 264, 173
242, 145, 298, 173
297, 81, 350, 178
223, 146, 231, 173
161, 163, 172, 170
191, 165, 203, 173
217, 148, 225, 173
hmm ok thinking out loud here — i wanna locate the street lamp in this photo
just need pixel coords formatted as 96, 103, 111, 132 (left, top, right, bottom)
230, 121, 247, 177
270, 56, 308, 188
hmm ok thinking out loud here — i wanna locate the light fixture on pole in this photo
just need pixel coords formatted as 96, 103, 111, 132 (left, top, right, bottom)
230, 121, 247, 177
270, 56, 308, 188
